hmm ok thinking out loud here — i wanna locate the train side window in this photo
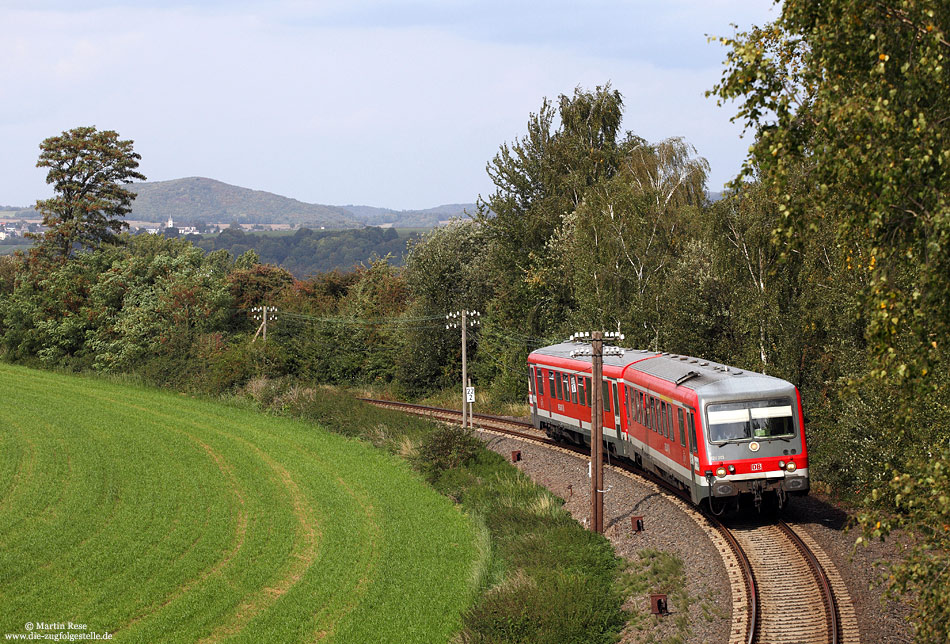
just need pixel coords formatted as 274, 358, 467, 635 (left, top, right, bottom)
536, 369, 545, 396
653, 398, 660, 432
570, 375, 578, 404
563, 374, 571, 403
529, 367, 535, 394
612, 382, 620, 418
638, 392, 644, 425
602, 381, 611, 413
578, 377, 586, 406
678, 408, 687, 446
554, 372, 563, 400
585, 377, 592, 406
549, 371, 556, 399
668, 405, 674, 439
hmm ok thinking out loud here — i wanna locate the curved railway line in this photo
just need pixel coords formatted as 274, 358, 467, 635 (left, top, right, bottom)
361, 398, 860, 644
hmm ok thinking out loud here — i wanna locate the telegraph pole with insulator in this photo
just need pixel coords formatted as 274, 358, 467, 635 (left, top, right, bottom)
251, 305, 277, 343
446, 310, 480, 429
570, 330, 624, 533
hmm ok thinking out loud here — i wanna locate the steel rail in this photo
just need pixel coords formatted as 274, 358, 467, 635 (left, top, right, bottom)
778, 520, 839, 644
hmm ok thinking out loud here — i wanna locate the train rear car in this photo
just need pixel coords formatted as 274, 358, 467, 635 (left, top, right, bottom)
528, 341, 809, 511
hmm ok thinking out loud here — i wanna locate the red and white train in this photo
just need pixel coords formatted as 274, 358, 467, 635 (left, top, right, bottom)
527, 341, 809, 510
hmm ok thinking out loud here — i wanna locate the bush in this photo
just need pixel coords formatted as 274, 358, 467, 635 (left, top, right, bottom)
415, 424, 482, 482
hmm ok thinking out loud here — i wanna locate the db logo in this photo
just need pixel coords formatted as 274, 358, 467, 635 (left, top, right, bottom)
750, 463, 763, 472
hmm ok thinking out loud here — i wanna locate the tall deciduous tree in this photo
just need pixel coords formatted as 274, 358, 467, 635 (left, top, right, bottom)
33, 126, 145, 258
478, 85, 625, 337
557, 136, 708, 346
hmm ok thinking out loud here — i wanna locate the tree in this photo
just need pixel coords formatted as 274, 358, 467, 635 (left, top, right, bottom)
33, 126, 145, 258
709, 0, 950, 388
556, 136, 708, 347
478, 85, 625, 338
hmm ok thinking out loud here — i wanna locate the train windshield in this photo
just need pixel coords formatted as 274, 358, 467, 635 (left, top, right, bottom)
706, 398, 795, 443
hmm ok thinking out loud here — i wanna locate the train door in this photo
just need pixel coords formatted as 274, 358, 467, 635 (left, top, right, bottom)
532, 367, 544, 417
685, 408, 702, 501
600, 379, 620, 439
612, 382, 622, 436
623, 385, 632, 440
529, 366, 536, 416
568, 374, 580, 428
563, 372, 574, 418
577, 375, 589, 425
676, 407, 689, 471
583, 376, 592, 425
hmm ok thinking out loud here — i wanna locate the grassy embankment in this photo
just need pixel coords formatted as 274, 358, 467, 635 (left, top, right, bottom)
242, 378, 632, 644
0, 364, 479, 643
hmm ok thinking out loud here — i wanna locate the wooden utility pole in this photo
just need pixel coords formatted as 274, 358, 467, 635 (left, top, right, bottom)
570, 330, 624, 534
446, 310, 480, 429
252, 306, 277, 343
591, 331, 604, 533
461, 309, 467, 429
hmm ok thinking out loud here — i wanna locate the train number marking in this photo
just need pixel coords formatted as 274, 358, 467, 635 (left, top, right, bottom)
557, 404, 565, 412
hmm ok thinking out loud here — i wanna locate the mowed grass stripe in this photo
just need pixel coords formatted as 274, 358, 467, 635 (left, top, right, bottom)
0, 365, 478, 643
29, 381, 372, 643
0, 383, 245, 634
3, 370, 386, 642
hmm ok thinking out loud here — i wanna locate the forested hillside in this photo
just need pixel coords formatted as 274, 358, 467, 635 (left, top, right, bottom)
342, 203, 475, 227
125, 177, 357, 227
187, 226, 418, 276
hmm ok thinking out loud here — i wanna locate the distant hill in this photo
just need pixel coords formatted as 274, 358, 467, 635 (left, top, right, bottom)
3, 178, 477, 229
343, 203, 476, 228
126, 177, 359, 227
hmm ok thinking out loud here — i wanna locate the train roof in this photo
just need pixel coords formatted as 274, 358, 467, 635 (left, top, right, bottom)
529, 341, 795, 396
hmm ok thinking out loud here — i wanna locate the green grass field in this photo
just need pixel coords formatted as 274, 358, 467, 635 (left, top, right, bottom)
0, 364, 479, 643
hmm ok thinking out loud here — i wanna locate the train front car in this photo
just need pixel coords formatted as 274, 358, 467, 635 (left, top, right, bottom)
694, 371, 809, 511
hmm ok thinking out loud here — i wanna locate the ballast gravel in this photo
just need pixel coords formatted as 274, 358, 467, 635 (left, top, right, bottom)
475, 428, 914, 644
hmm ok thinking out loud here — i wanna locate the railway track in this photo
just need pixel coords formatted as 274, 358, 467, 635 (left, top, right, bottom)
361, 398, 859, 644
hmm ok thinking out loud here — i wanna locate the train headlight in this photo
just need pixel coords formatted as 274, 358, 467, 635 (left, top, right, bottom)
728, 465, 736, 474
715, 466, 727, 478
786, 461, 797, 473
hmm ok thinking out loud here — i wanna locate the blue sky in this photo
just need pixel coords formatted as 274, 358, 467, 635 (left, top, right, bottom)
1, 1, 779, 210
